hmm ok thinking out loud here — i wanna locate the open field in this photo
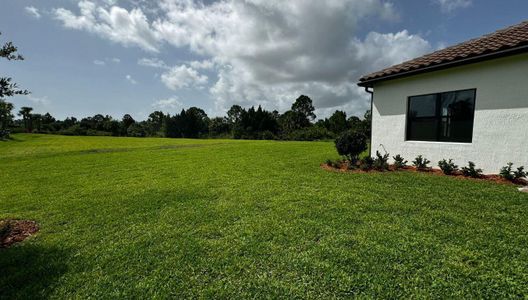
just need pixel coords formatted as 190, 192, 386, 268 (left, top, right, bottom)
1, 134, 528, 298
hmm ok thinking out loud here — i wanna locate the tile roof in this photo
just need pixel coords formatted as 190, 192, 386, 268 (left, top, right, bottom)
358, 20, 528, 86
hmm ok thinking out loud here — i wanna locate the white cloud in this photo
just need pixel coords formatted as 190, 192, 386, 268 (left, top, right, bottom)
434, 0, 472, 12
138, 57, 169, 69
152, 96, 183, 110
52, 0, 432, 117
126, 74, 138, 84
27, 95, 50, 105
189, 60, 214, 70
161, 65, 208, 90
93, 57, 121, 65
25, 6, 41, 19
53, 1, 160, 52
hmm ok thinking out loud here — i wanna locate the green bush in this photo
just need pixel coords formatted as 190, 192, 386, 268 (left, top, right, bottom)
373, 151, 389, 171
502, 163, 527, 180
259, 130, 277, 140
392, 154, 407, 170
283, 126, 334, 141
59, 124, 87, 136
334, 131, 367, 163
413, 155, 431, 171
359, 156, 374, 171
438, 159, 458, 175
500, 163, 515, 181
0, 129, 10, 140
514, 166, 527, 179
462, 161, 483, 178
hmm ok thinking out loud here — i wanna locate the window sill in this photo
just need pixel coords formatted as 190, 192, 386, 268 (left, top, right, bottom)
405, 140, 473, 146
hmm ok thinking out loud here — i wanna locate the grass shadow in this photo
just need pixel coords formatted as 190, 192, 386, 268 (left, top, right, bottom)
0, 244, 70, 299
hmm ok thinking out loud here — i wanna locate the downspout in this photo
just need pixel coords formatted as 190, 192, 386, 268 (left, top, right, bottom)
365, 87, 374, 157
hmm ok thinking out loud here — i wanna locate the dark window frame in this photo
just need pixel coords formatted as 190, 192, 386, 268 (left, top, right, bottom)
406, 88, 476, 143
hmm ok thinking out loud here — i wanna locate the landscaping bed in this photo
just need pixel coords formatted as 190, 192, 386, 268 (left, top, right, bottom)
321, 162, 528, 186
0, 219, 39, 248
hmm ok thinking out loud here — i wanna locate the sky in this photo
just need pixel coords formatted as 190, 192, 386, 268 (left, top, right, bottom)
0, 0, 527, 120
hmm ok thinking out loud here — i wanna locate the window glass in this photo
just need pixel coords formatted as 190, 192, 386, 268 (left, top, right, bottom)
409, 95, 437, 117
407, 89, 475, 143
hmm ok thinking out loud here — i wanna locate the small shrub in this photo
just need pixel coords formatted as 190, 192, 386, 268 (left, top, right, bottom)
413, 155, 431, 171
514, 166, 527, 179
359, 156, 374, 171
334, 131, 368, 164
392, 154, 407, 170
325, 159, 333, 167
0, 130, 10, 140
462, 161, 483, 178
373, 151, 389, 171
499, 163, 515, 181
438, 159, 458, 175
500, 163, 526, 181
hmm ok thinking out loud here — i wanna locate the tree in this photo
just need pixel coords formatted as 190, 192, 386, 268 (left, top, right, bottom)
291, 95, 316, 121
18, 106, 33, 132
0, 100, 14, 130
184, 107, 209, 138
122, 114, 135, 129
147, 111, 165, 135
0, 32, 29, 99
127, 122, 147, 137
361, 110, 372, 137
334, 130, 368, 163
209, 117, 230, 137
32, 113, 43, 132
328, 110, 348, 134
347, 116, 362, 132
227, 105, 243, 124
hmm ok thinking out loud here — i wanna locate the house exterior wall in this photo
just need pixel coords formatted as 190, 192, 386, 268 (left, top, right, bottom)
371, 52, 528, 174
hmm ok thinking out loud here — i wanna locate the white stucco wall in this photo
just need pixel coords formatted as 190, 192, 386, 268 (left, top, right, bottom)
371, 53, 528, 174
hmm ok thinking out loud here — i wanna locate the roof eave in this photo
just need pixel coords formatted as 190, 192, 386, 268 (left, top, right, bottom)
357, 44, 528, 88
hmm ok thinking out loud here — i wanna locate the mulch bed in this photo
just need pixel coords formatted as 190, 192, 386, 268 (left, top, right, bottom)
0, 219, 39, 248
321, 163, 528, 186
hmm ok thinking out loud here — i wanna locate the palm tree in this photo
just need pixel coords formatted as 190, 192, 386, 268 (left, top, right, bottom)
18, 106, 33, 133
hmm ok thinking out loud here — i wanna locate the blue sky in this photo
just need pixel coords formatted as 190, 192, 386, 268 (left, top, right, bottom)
1, 0, 527, 120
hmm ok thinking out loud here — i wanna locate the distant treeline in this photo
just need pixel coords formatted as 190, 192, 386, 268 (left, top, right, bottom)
0, 95, 370, 141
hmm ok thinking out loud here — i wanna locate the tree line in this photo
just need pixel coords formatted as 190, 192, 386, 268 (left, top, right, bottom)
0, 31, 370, 141
1, 95, 371, 141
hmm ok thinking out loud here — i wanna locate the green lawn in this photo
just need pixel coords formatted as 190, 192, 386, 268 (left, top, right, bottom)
1, 134, 527, 298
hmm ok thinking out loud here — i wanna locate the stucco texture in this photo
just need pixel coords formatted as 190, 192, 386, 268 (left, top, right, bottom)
371, 53, 528, 174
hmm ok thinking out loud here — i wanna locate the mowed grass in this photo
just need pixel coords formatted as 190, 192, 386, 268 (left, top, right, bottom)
1, 134, 528, 298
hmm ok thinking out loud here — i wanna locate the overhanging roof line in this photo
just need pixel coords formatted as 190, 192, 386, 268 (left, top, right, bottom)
358, 44, 528, 87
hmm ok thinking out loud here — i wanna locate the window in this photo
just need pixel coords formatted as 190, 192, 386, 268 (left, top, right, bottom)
407, 89, 476, 143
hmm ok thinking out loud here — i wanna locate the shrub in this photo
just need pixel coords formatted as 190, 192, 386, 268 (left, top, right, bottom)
284, 127, 334, 141
334, 131, 367, 163
514, 166, 527, 179
500, 163, 515, 181
413, 155, 431, 171
259, 130, 277, 140
499, 163, 526, 181
438, 159, 458, 175
325, 159, 333, 166
359, 156, 374, 171
392, 154, 407, 170
0, 129, 10, 140
462, 161, 483, 178
373, 151, 389, 171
